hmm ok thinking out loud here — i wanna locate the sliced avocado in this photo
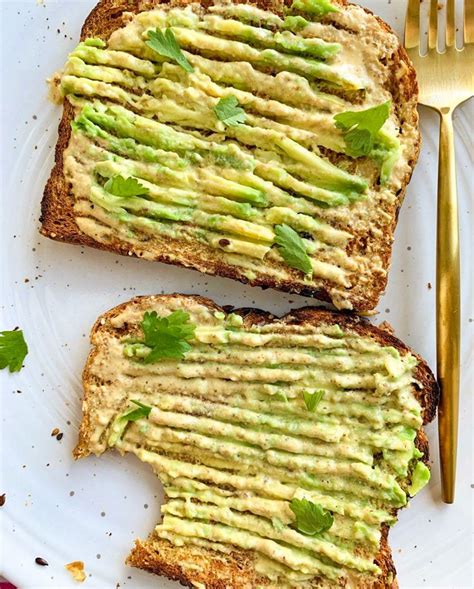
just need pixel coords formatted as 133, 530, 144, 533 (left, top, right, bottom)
408, 461, 430, 496
201, 16, 340, 59
290, 0, 340, 17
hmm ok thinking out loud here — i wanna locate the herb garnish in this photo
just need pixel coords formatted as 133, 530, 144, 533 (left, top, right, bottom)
303, 389, 324, 412
120, 399, 152, 422
334, 101, 391, 157
214, 95, 247, 127
290, 498, 334, 535
104, 175, 149, 197
146, 28, 194, 73
0, 329, 28, 372
140, 310, 196, 363
274, 224, 313, 276
108, 400, 152, 446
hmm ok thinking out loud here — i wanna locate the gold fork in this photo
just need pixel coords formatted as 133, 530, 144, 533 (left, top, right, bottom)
404, 0, 473, 503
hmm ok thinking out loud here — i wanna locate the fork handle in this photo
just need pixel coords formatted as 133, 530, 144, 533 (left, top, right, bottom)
436, 108, 461, 504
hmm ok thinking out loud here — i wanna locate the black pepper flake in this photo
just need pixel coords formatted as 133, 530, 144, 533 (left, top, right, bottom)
0, 493, 5, 506
56, 432, 64, 441
218, 238, 231, 247
35, 557, 49, 566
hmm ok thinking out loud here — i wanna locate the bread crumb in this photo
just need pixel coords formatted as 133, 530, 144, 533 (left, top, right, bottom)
65, 561, 86, 582
378, 321, 395, 335
47, 73, 64, 105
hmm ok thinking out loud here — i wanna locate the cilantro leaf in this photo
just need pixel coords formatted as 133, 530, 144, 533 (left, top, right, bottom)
121, 399, 152, 422
214, 95, 247, 127
104, 175, 149, 197
290, 498, 334, 535
0, 330, 28, 373
334, 101, 391, 157
271, 391, 289, 404
108, 400, 152, 446
140, 310, 195, 363
303, 389, 324, 412
146, 28, 194, 73
290, 0, 339, 17
274, 224, 312, 276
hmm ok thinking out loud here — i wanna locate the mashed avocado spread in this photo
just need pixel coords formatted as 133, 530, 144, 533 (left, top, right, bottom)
56, 0, 411, 310
86, 298, 429, 587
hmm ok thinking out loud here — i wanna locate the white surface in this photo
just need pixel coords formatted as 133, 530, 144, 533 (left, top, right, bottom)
0, 1, 472, 588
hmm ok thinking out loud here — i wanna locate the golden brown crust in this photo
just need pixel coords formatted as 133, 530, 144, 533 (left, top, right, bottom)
126, 530, 398, 588
75, 293, 437, 588
40, 0, 421, 312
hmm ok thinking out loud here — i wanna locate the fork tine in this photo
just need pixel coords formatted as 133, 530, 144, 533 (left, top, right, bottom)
429, 0, 439, 50
405, 0, 421, 49
446, 0, 456, 47
465, 0, 474, 44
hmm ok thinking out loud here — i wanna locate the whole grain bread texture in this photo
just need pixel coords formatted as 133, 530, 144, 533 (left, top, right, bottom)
75, 294, 438, 589
40, 0, 420, 312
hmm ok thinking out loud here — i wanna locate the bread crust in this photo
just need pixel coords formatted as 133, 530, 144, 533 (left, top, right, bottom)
75, 293, 438, 588
40, 0, 421, 312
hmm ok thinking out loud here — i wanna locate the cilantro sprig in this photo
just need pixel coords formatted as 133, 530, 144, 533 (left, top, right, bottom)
139, 310, 196, 363
120, 399, 152, 422
334, 101, 391, 157
274, 224, 312, 277
214, 96, 247, 127
303, 389, 324, 412
108, 400, 152, 446
290, 498, 334, 535
0, 329, 28, 373
104, 175, 149, 197
146, 28, 194, 73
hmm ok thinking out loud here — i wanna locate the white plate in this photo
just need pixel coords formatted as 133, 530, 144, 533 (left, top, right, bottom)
1, 1, 473, 587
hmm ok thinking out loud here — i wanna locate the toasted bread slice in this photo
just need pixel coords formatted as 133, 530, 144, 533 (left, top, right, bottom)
75, 294, 438, 588
41, 0, 419, 311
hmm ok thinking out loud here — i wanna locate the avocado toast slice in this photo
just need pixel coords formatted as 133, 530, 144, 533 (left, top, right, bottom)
41, 0, 420, 312
75, 294, 438, 588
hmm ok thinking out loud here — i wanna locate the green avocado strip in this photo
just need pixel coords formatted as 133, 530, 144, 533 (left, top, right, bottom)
70, 42, 160, 76
92, 156, 264, 206
107, 10, 357, 88
163, 499, 379, 573
65, 73, 366, 200
150, 9, 341, 59
166, 27, 361, 90
78, 101, 255, 169
130, 449, 396, 526
64, 56, 148, 88
198, 16, 341, 60
164, 480, 381, 546
91, 185, 273, 242
72, 114, 189, 169
160, 514, 342, 579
